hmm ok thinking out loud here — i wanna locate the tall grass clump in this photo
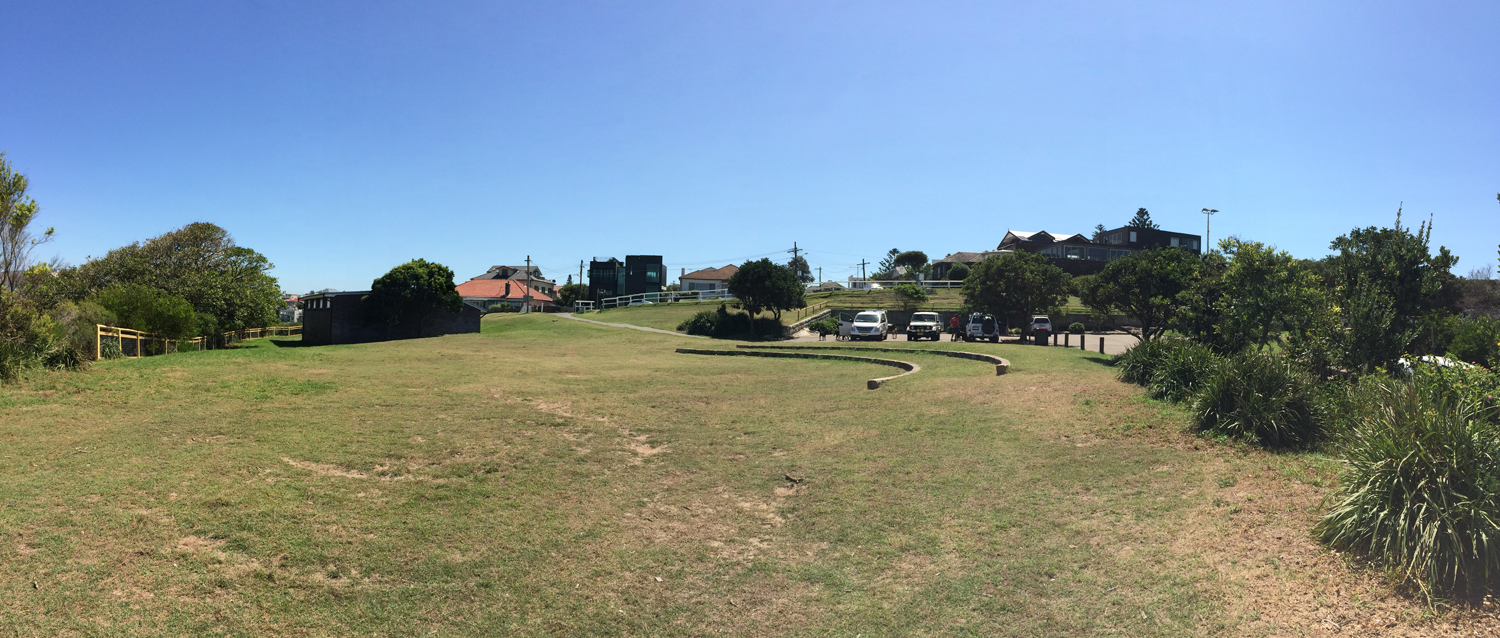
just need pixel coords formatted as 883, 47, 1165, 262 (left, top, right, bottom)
1116, 338, 1193, 386
1191, 350, 1323, 448
1146, 340, 1220, 403
1315, 381, 1500, 600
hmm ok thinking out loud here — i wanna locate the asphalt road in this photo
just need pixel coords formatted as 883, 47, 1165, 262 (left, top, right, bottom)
786, 329, 1141, 355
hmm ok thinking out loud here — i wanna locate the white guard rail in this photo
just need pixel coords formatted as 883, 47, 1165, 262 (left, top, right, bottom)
598, 280, 963, 309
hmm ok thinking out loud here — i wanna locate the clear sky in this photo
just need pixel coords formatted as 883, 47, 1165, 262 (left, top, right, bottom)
3, 1, 1497, 293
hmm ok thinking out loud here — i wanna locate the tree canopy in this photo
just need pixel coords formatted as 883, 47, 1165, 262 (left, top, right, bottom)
894, 251, 928, 271
94, 283, 198, 340
362, 259, 463, 335
961, 252, 1070, 326
556, 283, 588, 308
1081, 248, 1200, 341
64, 223, 282, 334
947, 262, 970, 281
726, 258, 805, 322
788, 255, 813, 284
0, 151, 54, 292
1128, 208, 1159, 230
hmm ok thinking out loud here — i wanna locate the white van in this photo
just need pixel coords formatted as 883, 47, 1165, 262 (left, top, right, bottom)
848, 309, 891, 341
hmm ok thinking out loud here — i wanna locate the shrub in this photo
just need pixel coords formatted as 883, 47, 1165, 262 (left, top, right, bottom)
807, 317, 839, 335
1316, 382, 1500, 599
1068, 322, 1085, 334
1191, 351, 1323, 448
1406, 359, 1500, 413
677, 305, 780, 338
1448, 316, 1500, 368
48, 301, 116, 361
175, 340, 198, 353
947, 263, 970, 281
1147, 341, 1220, 404
1008, 327, 1022, 335
1115, 338, 1188, 385
892, 283, 929, 310
0, 291, 55, 381
98, 336, 123, 360
94, 283, 197, 339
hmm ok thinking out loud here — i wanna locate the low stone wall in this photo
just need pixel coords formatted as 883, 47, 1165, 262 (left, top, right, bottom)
738, 344, 1009, 375
675, 348, 919, 389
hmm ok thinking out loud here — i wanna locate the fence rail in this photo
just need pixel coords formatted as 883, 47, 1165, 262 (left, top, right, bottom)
94, 324, 302, 360
595, 279, 966, 310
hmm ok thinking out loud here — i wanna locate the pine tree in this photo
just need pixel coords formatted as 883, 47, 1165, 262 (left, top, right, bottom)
1128, 208, 1159, 230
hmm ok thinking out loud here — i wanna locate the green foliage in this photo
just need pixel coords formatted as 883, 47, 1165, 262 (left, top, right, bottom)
1084, 248, 1199, 341
1217, 238, 1328, 351
1068, 322, 1085, 334
877, 248, 901, 279
1128, 207, 1159, 230
47, 301, 116, 362
894, 251, 928, 271
1327, 211, 1458, 373
947, 263, 970, 281
892, 283, 929, 310
1147, 341, 1220, 404
1, 151, 55, 292
1116, 338, 1200, 386
1008, 327, 1022, 335
1191, 351, 1323, 448
362, 259, 463, 335
175, 340, 198, 353
65, 222, 282, 333
1447, 316, 1500, 368
0, 289, 55, 381
556, 283, 588, 308
1407, 359, 1500, 413
726, 258, 805, 322
93, 283, 198, 339
676, 305, 780, 338
961, 252, 1070, 327
98, 336, 123, 360
788, 255, 813, 284
1172, 252, 1248, 355
1316, 382, 1500, 600
807, 316, 839, 335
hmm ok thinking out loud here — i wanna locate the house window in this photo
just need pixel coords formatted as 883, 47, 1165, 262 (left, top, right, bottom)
1170, 237, 1180, 247
1065, 246, 1085, 260
1088, 248, 1107, 261
1129, 231, 1138, 243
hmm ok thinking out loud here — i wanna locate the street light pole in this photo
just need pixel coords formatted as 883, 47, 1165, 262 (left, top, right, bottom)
1201, 208, 1218, 252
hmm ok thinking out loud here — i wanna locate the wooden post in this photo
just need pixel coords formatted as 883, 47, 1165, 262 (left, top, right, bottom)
1099, 337, 1105, 353
95, 324, 102, 361
1064, 333, 1069, 348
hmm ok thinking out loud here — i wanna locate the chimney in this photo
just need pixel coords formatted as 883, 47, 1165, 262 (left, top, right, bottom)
505, 281, 511, 297
681, 267, 685, 277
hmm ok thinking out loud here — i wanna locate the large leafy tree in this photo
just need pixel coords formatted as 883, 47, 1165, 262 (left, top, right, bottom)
66, 223, 282, 334
0, 152, 54, 292
1217, 239, 1327, 351
787, 255, 813, 284
726, 258, 805, 323
1081, 248, 1199, 341
1171, 252, 1247, 354
94, 283, 198, 339
961, 252, 1070, 326
363, 259, 463, 335
556, 283, 588, 308
1327, 211, 1457, 373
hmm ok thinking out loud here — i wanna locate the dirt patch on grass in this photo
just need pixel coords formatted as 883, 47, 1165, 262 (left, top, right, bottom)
282, 457, 368, 479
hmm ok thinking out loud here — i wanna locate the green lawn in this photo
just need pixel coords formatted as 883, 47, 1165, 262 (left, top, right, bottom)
0, 315, 1466, 635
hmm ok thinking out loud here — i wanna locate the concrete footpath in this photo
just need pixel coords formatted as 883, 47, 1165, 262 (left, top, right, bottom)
561, 313, 707, 338
785, 329, 1140, 355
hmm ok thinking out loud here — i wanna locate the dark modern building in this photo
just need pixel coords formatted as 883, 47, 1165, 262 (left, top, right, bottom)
588, 255, 666, 300
995, 226, 1202, 276
301, 290, 481, 346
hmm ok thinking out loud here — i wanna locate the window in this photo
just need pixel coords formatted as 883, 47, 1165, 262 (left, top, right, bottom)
646, 269, 660, 283
1065, 246, 1085, 260
1088, 247, 1107, 261
1170, 237, 1180, 247
1129, 231, 1138, 243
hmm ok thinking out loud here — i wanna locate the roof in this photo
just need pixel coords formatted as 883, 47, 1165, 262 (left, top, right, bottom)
681, 264, 738, 281
1000, 230, 1091, 249
936, 251, 986, 264
473, 265, 554, 283
455, 279, 556, 303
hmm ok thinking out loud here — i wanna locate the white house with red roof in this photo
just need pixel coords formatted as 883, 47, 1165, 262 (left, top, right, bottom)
455, 277, 555, 312
679, 265, 738, 292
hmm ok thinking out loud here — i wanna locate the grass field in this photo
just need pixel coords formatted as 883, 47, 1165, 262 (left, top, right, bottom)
2, 315, 1489, 635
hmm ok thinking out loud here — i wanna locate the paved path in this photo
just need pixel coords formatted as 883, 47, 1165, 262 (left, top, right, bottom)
785, 328, 1141, 354
561, 313, 707, 338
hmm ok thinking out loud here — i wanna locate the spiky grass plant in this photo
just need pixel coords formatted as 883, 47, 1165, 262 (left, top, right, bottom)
1147, 341, 1220, 404
1116, 338, 1191, 386
1316, 382, 1500, 601
1191, 350, 1323, 448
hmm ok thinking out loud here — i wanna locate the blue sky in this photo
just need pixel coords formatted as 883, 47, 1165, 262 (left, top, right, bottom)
3, 1, 1497, 293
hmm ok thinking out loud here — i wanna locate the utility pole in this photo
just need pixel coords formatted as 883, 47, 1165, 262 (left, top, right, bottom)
857, 259, 869, 285
1201, 208, 1218, 252
579, 260, 584, 284
787, 241, 801, 262
524, 255, 533, 314
817, 266, 822, 284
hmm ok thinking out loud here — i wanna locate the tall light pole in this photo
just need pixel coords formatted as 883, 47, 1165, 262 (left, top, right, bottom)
1201, 208, 1218, 252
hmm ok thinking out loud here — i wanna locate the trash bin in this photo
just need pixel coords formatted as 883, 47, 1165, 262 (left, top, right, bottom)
1034, 330, 1050, 345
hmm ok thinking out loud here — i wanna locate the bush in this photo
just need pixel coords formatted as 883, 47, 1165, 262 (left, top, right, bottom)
1406, 359, 1500, 413
1448, 316, 1500, 368
677, 305, 781, 338
94, 283, 198, 339
1146, 341, 1220, 404
98, 336, 123, 360
0, 291, 55, 381
947, 263, 970, 281
1316, 382, 1500, 599
1008, 327, 1022, 335
807, 316, 839, 335
175, 340, 198, 353
892, 283, 929, 310
1068, 322, 1085, 334
48, 301, 116, 361
1115, 338, 1190, 385
1191, 351, 1323, 448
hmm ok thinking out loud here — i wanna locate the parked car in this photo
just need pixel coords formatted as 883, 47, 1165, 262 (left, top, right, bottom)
964, 313, 1002, 343
849, 309, 891, 341
1029, 315, 1052, 333
906, 312, 942, 341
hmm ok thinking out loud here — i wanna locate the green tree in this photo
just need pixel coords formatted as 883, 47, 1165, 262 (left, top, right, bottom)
1092, 224, 1107, 241
961, 252, 1070, 327
1081, 248, 1199, 341
892, 282, 929, 310
876, 248, 901, 279
66, 223, 281, 334
726, 258, 805, 323
0, 152, 55, 292
93, 283, 198, 339
362, 259, 463, 336
1217, 239, 1327, 351
788, 255, 813, 284
947, 262, 970, 281
1327, 211, 1457, 373
556, 283, 588, 308
1128, 208, 1159, 230
1171, 252, 1246, 354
